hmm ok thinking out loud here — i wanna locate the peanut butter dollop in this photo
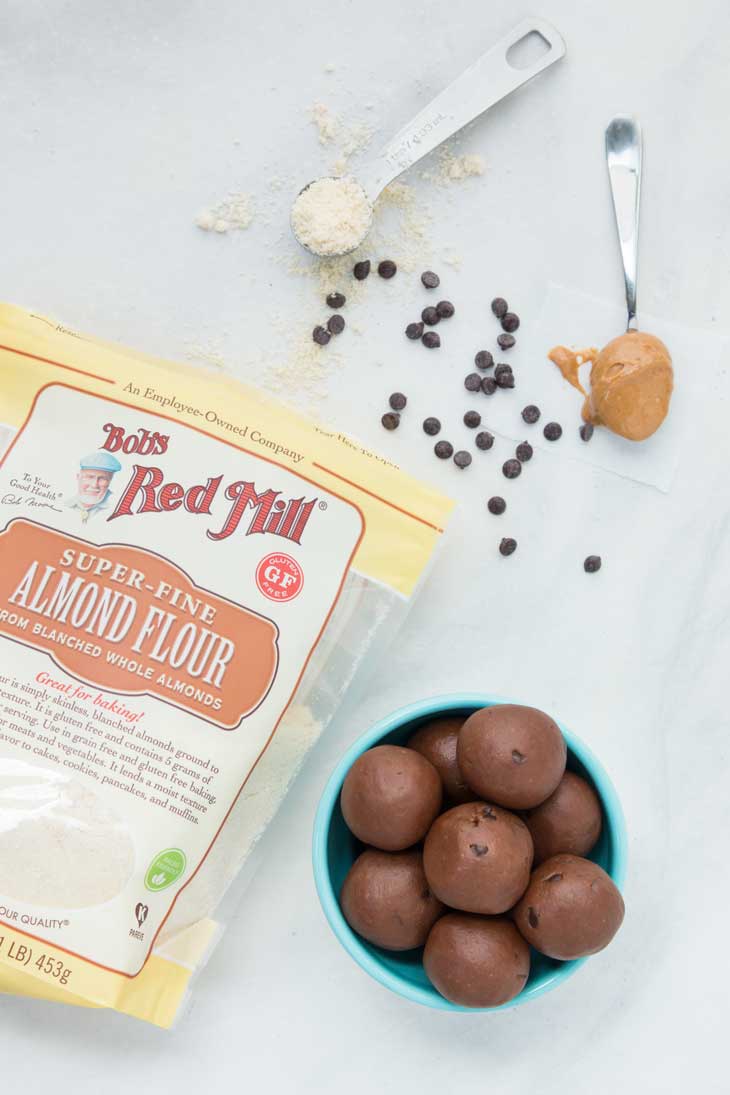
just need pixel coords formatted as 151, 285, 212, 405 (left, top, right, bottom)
584, 331, 673, 441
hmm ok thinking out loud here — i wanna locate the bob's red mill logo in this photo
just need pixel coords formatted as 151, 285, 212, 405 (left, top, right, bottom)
101, 424, 318, 544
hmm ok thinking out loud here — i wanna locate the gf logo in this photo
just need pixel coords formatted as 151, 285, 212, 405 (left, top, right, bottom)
135, 902, 149, 928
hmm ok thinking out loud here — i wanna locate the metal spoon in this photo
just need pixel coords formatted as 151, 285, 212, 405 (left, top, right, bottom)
291, 17, 566, 256
605, 115, 642, 330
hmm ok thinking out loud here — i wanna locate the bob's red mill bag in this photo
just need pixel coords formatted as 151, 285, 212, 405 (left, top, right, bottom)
0, 303, 453, 1026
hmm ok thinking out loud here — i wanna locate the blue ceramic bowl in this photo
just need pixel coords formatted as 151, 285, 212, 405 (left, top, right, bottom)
312, 693, 628, 1012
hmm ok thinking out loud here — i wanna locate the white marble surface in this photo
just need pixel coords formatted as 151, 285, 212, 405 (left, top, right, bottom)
2, 1, 729, 1091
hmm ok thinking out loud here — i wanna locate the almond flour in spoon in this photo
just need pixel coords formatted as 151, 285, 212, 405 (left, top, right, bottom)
290, 176, 372, 256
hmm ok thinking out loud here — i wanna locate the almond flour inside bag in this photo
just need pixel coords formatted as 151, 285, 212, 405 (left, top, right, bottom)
0, 303, 453, 1027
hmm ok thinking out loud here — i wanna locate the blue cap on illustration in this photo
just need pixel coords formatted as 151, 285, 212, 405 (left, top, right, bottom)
79, 450, 122, 473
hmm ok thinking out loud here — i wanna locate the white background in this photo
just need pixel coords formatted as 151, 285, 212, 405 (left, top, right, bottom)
2, 2, 729, 1092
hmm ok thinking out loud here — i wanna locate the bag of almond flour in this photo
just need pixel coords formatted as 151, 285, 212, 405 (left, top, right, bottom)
0, 303, 453, 1026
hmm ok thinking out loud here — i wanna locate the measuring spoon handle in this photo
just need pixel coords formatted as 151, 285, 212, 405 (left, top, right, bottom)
605, 115, 642, 330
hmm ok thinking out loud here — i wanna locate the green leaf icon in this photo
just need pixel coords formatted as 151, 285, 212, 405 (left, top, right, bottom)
144, 848, 187, 893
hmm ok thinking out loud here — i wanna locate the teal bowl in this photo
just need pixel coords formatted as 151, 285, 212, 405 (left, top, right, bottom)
312, 693, 628, 1012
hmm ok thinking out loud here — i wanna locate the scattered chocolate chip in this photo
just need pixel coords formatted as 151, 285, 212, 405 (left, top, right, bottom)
312, 325, 330, 346
474, 350, 494, 370
381, 412, 400, 431
502, 458, 522, 479
501, 312, 520, 333
516, 441, 533, 463
482, 805, 497, 819
434, 440, 453, 459
326, 291, 346, 309
528, 907, 539, 928
421, 305, 440, 326
353, 260, 370, 280
405, 321, 424, 340
421, 270, 440, 289
476, 431, 494, 451
423, 416, 441, 436
327, 314, 345, 335
584, 555, 602, 573
580, 422, 594, 442
511, 749, 526, 764
436, 300, 455, 319
422, 331, 441, 349
494, 363, 512, 380
497, 333, 516, 350
469, 843, 489, 857
464, 373, 482, 392
454, 450, 472, 469
545, 873, 563, 883
491, 297, 508, 319
389, 392, 407, 411
500, 537, 517, 556
378, 259, 397, 279
543, 422, 563, 441
463, 410, 481, 428
522, 404, 541, 424
496, 370, 515, 389
481, 377, 497, 395
488, 496, 506, 515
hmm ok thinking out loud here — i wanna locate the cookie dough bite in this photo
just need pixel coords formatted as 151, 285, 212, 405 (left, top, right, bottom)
523, 771, 603, 864
424, 914, 530, 1007
340, 848, 444, 950
584, 330, 673, 441
458, 704, 566, 809
513, 854, 625, 960
340, 745, 442, 851
423, 802, 533, 914
408, 717, 472, 803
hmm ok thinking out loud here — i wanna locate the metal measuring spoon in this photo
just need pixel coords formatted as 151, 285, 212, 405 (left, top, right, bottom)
291, 17, 566, 257
605, 115, 642, 330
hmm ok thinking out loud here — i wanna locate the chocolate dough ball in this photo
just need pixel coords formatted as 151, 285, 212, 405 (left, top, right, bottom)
458, 705, 567, 809
424, 914, 530, 1007
423, 802, 533, 914
408, 717, 471, 803
513, 854, 625, 960
340, 848, 444, 950
341, 745, 442, 851
523, 771, 603, 864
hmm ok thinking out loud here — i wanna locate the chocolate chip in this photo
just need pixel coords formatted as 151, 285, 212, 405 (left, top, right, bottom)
522, 404, 541, 424
421, 270, 440, 289
501, 312, 520, 333
353, 260, 371, 280
381, 412, 400, 430
326, 291, 346, 309
463, 410, 481, 428
511, 749, 526, 764
496, 370, 515, 389
423, 417, 441, 436
454, 450, 472, 469
500, 537, 517, 556
481, 805, 497, 819
312, 325, 330, 345
436, 300, 455, 319
584, 555, 602, 573
464, 373, 482, 392
434, 440, 453, 459
389, 392, 407, 411
406, 321, 424, 340
528, 907, 539, 928
421, 306, 440, 326
497, 333, 516, 350
543, 422, 563, 441
491, 297, 508, 319
516, 441, 533, 462
502, 458, 522, 479
580, 422, 594, 442
481, 377, 497, 395
422, 331, 441, 349
545, 873, 563, 883
378, 259, 397, 279
488, 496, 506, 515
494, 363, 512, 380
469, 843, 489, 856
475, 350, 494, 370
327, 314, 345, 334
476, 431, 494, 451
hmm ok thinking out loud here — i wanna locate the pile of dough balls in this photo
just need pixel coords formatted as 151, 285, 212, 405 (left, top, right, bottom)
338, 705, 624, 1008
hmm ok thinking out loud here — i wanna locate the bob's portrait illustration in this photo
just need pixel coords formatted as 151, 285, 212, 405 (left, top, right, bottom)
66, 450, 122, 521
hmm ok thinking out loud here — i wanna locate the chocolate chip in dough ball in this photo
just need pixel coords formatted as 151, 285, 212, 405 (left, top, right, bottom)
340, 745, 442, 851
424, 914, 530, 1008
408, 717, 471, 804
423, 802, 533, 914
457, 704, 566, 809
340, 848, 444, 950
522, 771, 603, 864
513, 854, 624, 960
